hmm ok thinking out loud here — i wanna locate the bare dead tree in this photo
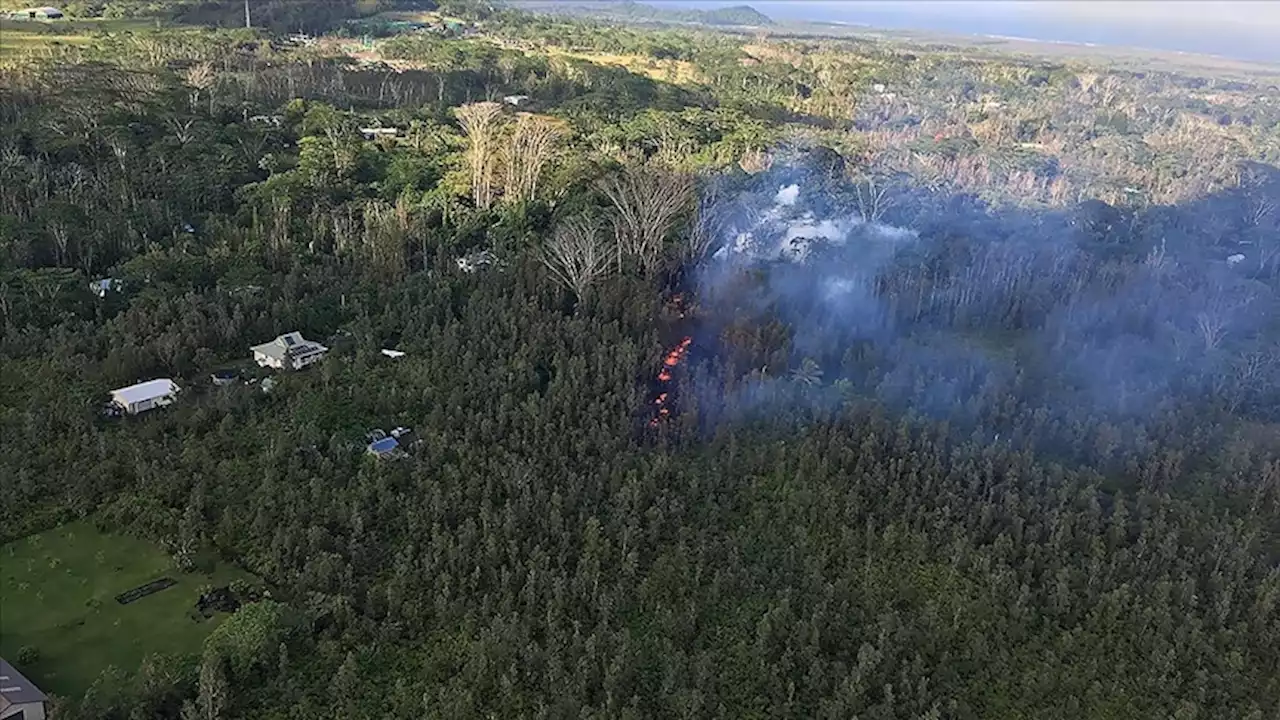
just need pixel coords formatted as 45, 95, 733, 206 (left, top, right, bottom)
851, 174, 894, 224
1246, 194, 1275, 228
455, 101, 505, 210
267, 195, 291, 268
1192, 276, 1257, 351
331, 204, 360, 256
686, 179, 728, 262
541, 215, 613, 304
166, 116, 196, 146
503, 113, 566, 206
361, 199, 408, 281
184, 62, 216, 114
49, 220, 70, 267
599, 165, 694, 275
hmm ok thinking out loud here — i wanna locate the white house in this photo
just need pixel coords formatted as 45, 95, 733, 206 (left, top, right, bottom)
359, 127, 399, 140
503, 95, 530, 106
11, 6, 62, 20
252, 332, 329, 370
109, 379, 181, 415
0, 658, 47, 720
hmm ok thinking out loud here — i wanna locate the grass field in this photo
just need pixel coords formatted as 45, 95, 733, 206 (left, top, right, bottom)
0, 17, 157, 55
0, 521, 256, 698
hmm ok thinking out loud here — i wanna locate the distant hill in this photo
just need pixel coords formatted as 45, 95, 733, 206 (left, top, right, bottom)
697, 4, 772, 26
584, 1, 772, 27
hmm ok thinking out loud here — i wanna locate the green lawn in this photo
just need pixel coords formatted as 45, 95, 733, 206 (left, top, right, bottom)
0, 17, 158, 55
0, 521, 256, 698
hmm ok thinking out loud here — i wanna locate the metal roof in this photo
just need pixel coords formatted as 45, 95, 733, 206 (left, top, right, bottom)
252, 332, 328, 361
0, 657, 48, 704
110, 379, 180, 405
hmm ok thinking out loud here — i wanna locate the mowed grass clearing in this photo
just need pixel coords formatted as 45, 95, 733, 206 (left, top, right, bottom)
0, 17, 157, 55
0, 520, 256, 698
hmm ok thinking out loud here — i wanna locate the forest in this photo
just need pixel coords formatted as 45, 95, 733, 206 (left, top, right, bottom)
1, 1, 1279, 718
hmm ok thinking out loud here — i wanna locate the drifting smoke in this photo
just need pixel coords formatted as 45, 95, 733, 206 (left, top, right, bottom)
691, 160, 1280, 443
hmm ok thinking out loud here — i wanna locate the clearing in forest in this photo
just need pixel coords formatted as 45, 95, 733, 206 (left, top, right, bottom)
0, 520, 255, 698
0, 17, 160, 57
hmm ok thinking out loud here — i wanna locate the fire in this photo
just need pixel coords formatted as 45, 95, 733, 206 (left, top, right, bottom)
663, 337, 693, 367
649, 335, 693, 428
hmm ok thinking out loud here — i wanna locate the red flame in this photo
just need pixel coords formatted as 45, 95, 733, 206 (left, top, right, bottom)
649, 335, 693, 427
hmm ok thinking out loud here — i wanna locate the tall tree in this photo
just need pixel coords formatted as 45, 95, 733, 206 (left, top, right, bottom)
540, 214, 613, 304
599, 164, 694, 275
455, 101, 506, 210
503, 113, 567, 205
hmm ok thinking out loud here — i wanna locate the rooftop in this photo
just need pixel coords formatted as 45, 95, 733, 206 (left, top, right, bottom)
110, 378, 180, 405
252, 332, 328, 358
0, 657, 48, 705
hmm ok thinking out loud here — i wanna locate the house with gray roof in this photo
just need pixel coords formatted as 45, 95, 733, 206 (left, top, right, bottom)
251, 332, 328, 371
0, 657, 48, 720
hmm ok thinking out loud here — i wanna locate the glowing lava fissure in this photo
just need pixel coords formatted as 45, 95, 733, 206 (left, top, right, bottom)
647, 291, 696, 428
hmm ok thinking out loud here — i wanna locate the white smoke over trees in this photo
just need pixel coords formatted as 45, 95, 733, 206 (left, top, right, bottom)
688, 157, 1280, 431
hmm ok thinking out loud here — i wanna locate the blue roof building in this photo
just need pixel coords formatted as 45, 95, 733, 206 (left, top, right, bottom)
367, 437, 399, 458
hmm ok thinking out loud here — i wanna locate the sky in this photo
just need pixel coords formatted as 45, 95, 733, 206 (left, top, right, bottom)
658, 0, 1280, 63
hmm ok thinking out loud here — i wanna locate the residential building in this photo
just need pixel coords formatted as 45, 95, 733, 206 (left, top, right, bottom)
1, 657, 49, 720
109, 379, 181, 415
89, 278, 120, 298
11, 6, 62, 19
251, 332, 329, 370
367, 436, 400, 458
359, 127, 399, 140
503, 95, 530, 107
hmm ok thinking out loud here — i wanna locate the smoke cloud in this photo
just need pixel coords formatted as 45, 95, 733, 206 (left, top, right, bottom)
689, 159, 1280, 449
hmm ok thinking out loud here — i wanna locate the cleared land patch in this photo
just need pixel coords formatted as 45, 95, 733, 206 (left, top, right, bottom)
0, 520, 255, 697
0, 17, 157, 56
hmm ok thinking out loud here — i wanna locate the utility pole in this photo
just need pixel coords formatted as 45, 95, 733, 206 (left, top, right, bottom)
244, 0, 251, 28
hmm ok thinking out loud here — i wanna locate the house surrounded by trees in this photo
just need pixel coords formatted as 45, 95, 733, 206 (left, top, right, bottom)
251, 332, 329, 370
0, 657, 49, 720
108, 379, 181, 415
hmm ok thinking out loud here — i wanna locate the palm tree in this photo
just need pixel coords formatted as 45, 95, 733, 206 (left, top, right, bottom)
790, 358, 823, 386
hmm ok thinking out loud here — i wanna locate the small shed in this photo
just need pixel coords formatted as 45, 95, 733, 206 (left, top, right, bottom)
110, 379, 180, 415
381, 349, 406, 359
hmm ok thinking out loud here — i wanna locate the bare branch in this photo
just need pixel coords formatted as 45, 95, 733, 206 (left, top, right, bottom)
598, 165, 694, 275
503, 113, 566, 205
541, 215, 613, 304
454, 102, 505, 210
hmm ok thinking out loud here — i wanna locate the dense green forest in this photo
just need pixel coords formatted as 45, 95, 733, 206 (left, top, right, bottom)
2, 2, 1279, 718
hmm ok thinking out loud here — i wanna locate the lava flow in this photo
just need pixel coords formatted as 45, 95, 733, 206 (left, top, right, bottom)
649, 335, 693, 427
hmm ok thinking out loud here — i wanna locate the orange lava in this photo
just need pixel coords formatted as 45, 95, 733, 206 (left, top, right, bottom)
649, 335, 694, 428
